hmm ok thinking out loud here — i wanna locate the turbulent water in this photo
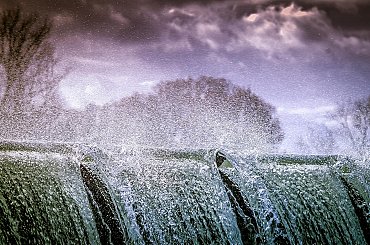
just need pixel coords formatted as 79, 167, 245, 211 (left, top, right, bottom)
0, 142, 369, 244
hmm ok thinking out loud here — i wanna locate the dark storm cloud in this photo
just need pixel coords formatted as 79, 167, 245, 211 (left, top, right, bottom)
1, 0, 155, 41
1, 0, 369, 49
1, 0, 369, 70
0, 0, 225, 43
147, 1, 370, 63
301, 2, 370, 31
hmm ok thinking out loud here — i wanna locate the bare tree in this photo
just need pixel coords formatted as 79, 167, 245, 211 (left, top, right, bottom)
331, 96, 370, 157
0, 8, 62, 116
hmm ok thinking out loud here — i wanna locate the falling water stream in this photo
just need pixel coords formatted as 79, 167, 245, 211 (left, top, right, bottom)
0, 142, 369, 244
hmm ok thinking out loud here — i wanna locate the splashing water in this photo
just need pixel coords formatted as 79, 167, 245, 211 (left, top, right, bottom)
0, 142, 369, 244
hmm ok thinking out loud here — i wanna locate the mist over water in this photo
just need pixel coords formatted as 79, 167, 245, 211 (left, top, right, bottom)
0, 143, 369, 244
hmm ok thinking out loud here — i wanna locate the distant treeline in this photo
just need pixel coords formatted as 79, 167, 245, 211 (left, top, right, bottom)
0, 76, 284, 152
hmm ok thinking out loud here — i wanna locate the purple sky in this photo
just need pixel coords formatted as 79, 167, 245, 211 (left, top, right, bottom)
1, 0, 370, 150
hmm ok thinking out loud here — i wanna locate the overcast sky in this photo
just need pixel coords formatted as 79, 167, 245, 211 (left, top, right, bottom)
1, 0, 370, 150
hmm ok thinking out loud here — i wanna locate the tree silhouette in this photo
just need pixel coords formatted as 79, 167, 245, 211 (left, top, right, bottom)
0, 8, 62, 116
104, 76, 284, 151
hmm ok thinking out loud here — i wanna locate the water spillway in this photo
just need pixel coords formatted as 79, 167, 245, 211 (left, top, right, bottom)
0, 142, 369, 244
0, 142, 101, 244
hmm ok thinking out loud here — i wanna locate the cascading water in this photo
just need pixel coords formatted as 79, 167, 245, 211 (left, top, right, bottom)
0, 142, 100, 244
0, 142, 369, 244
101, 148, 243, 244
218, 153, 369, 244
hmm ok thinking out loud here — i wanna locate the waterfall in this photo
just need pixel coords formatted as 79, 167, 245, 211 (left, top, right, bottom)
0, 142, 369, 244
0, 142, 100, 244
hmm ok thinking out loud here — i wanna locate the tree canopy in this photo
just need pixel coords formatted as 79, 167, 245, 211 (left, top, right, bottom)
0, 8, 61, 115
0, 8, 64, 139
96, 76, 284, 151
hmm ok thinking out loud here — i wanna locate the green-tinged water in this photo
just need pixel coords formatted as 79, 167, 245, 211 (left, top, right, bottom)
102, 149, 242, 244
0, 150, 100, 244
0, 142, 369, 244
220, 153, 369, 244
